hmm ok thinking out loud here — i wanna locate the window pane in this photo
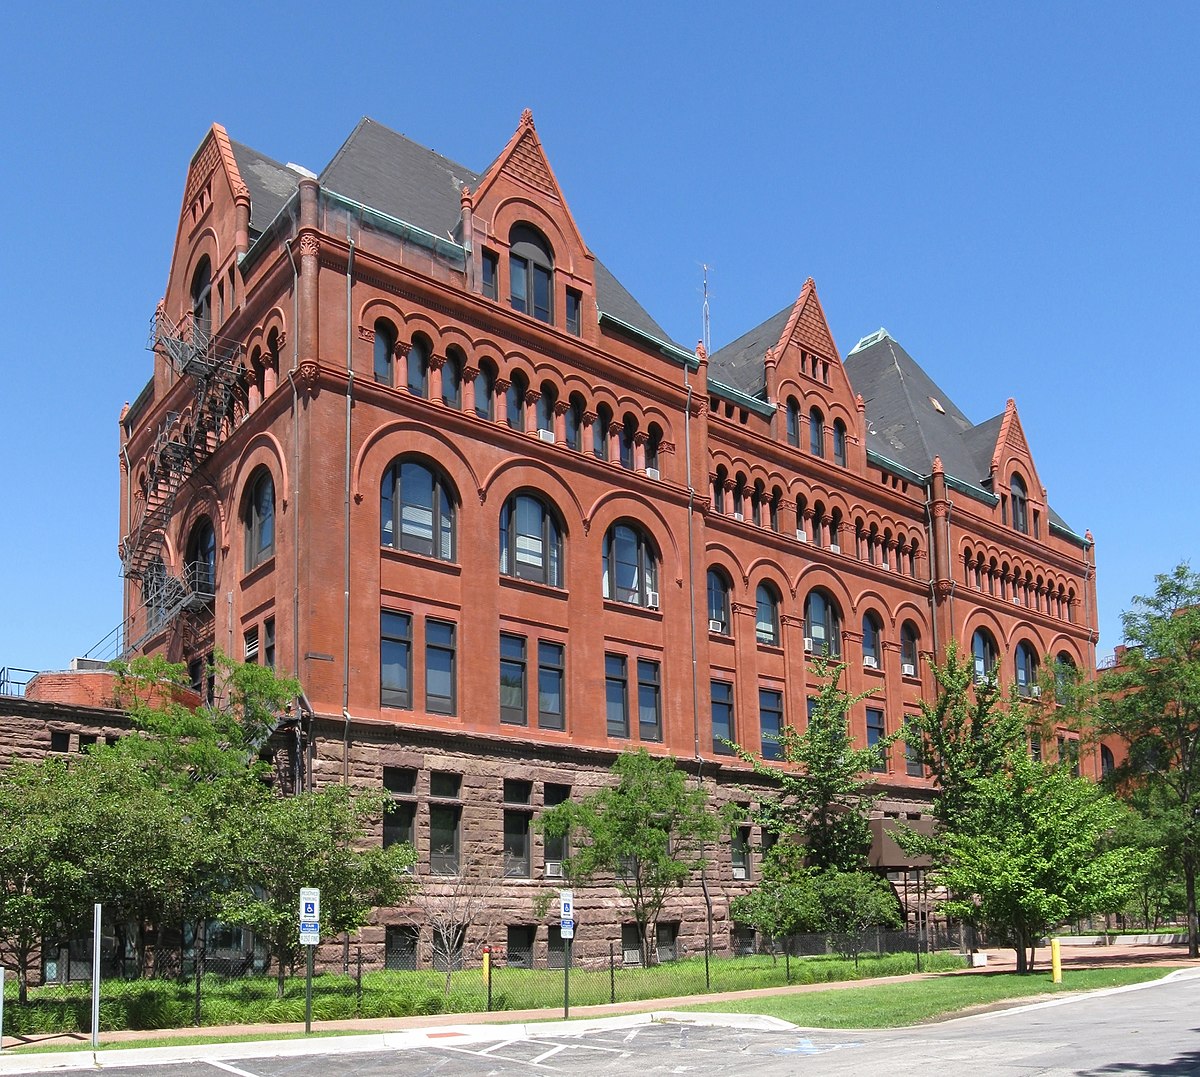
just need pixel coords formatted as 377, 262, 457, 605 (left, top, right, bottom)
500, 633, 527, 724
426, 621, 456, 715
532, 264, 552, 322
637, 659, 661, 742
537, 641, 565, 730
759, 688, 783, 761
429, 805, 460, 874
510, 254, 528, 313
381, 612, 412, 708
605, 654, 628, 737
866, 708, 886, 772
711, 680, 734, 754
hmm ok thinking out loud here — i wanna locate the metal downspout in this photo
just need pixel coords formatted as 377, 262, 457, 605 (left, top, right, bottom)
343, 228, 356, 787
923, 492, 941, 660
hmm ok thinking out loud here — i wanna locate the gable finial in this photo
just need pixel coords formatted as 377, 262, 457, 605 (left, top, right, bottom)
1006, 397, 1016, 410
856, 393, 865, 412
520, 108, 535, 128
932, 455, 944, 474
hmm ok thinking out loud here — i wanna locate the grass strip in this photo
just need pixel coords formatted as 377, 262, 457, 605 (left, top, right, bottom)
676, 966, 1177, 1028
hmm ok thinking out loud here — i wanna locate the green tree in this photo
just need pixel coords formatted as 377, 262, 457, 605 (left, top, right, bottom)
1093, 564, 1200, 957
539, 749, 723, 966
0, 760, 87, 1001
729, 845, 823, 953
220, 784, 417, 997
813, 869, 902, 963
906, 645, 1146, 972
736, 658, 889, 872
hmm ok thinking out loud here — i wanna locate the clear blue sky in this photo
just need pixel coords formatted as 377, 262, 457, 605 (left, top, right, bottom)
1, 2, 1196, 675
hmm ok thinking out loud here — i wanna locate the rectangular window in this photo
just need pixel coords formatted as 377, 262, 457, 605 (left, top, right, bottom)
510, 253, 529, 313
429, 803, 461, 874
711, 679, 734, 754
656, 921, 680, 962
621, 923, 643, 966
1031, 734, 1042, 761
481, 249, 498, 300
537, 641, 565, 730
425, 619, 456, 715
637, 659, 662, 742
503, 810, 531, 877
506, 925, 535, 968
79, 734, 98, 751
905, 738, 924, 777
605, 653, 629, 738
430, 771, 461, 798
383, 766, 417, 795
263, 617, 275, 669
566, 288, 582, 335
381, 611, 412, 709
544, 783, 570, 872
49, 730, 70, 753
759, 688, 783, 761
548, 925, 567, 968
500, 633, 527, 725
504, 778, 532, 804
866, 708, 887, 772
732, 825, 752, 880
384, 925, 418, 971
383, 800, 416, 850
532, 264, 552, 322
243, 625, 259, 663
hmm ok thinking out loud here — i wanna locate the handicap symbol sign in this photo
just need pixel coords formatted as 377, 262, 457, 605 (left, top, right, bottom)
304, 901, 316, 916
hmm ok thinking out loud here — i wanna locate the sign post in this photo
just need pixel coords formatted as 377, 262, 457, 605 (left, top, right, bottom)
559, 890, 574, 1019
299, 888, 321, 1034
1, 965, 6, 1053
91, 903, 101, 1050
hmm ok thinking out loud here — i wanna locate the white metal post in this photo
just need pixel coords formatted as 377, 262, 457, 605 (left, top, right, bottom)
1, 964, 6, 1052
91, 903, 101, 1049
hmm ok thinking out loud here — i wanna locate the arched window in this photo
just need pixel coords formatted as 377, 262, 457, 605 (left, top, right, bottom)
1100, 744, 1115, 777
191, 257, 212, 343
500, 493, 563, 587
565, 393, 585, 451
811, 500, 826, 547
186, 516, 216, 598
733, 473, 747, 519
244, 469, 275, 570
646, 424, 662, 474
381, 459, 456, 561
602, 522, 658, 607
785, 397, 800, 447
1011, 474, 1029, 535
538, 382, 557, 438
713, 466, 727, 514
507, 370, 529, 431
829, 508, 843, 552
707, 569, 731, 634
833, 419, 847, 466
751, 480, 765, 527
804, 589, 841, 657
143, 555, 169, 630
509, 223, 553, 323
1055, 652, 1076, 704
373, 319, 396, 384
1015, 641, 1039, 697
442, 348, 463, 408
755, 583, 780, 645
407, 337, 430, 398
862, 612, 882, 668
619, 414, 637, 470
901, 621, 919, 676
768, 487, 781, 532
475, 361, 497, 421
593, 404, 612, 460
809, 407, 825, 457
971, 628, 998, 684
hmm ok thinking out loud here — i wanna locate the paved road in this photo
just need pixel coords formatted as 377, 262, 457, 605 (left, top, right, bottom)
4, 971, 1198, 1076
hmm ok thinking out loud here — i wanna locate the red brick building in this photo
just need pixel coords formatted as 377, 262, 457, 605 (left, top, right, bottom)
102, 111, 1101, 965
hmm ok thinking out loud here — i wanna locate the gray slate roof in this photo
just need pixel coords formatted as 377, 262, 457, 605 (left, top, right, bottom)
708, 304, 791, 398
230, 118, 672, 344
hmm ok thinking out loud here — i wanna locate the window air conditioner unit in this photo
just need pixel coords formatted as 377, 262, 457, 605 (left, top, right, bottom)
545, 861, 563, 879
795, 529, 808, 542
538, 428, 556, 443
804, 637, 814, 653
863, 656, 879, 669
733, 512, 745, 522
829, 543, 841, 554
709, 619, 725, 634
1013, 595, 1021, 605
1031, 685, 1041, 698
645, 467, 660, 480
902, 662, 917, 677
732, 866, 747, 881
623, 948, 642, 966
646, 591, 660, 609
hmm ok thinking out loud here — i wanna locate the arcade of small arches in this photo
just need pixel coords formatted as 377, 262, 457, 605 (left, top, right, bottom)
368, 320, 673, 478
962, 545, 1077, 623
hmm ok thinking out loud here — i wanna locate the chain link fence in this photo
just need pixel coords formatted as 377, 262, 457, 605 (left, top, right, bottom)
1, 924, 966, 1040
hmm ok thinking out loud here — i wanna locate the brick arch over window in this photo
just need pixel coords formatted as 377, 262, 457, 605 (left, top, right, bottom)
380, 455, 459, 562
499, 489, 566, 587
352, 420, 481, 507
586, 491, 683, 588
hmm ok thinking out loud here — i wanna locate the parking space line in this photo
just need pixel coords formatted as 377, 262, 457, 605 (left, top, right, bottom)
205, 1062, 263, 1077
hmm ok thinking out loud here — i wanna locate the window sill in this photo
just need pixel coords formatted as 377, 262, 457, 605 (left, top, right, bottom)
381, 546, 462, 578
603, 599, 663, 620
241, 555, 276, 588
500, 575, 568, 601
757, 643, 784, 656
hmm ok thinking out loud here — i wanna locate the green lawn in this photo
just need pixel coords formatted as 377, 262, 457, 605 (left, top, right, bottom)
678, 966, 1177, 1028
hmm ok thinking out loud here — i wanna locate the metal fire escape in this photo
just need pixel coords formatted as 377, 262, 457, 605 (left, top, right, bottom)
113, 308, 244, 657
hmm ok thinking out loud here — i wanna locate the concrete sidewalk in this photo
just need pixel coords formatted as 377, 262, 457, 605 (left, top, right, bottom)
1, 941, 1194, 1066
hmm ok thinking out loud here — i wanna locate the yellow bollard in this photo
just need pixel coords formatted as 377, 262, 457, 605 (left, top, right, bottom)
1051, 937, 1062, 984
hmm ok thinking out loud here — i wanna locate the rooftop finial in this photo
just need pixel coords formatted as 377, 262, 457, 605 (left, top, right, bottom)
520, 108, 535, 127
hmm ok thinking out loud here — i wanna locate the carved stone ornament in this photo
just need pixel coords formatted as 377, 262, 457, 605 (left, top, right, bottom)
934, 579, 954, 599
394, 340, 412, 359
554, 400, 570, 416
428, 353, 447, 371
524, 388, 540, 405
495, 378, 511, 394
298, 234, 320, 259
297, 360, 320, 393
358, 325, 375, 343
275, 330, 287, 350
582, 410, 597, 426
462, 365, 479, 382
633, 430, 647, 446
